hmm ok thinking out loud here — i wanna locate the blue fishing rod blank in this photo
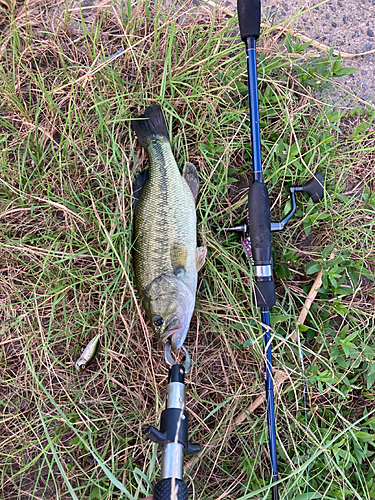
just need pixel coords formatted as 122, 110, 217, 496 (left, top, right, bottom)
261, 309, 278, 496
233, 3, 324, 498
237, 0, 279, 498
246, 36, 262, 182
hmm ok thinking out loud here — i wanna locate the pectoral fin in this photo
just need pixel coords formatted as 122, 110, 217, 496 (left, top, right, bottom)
170, 242, 188, 277
182, 162, 199, 202
195, 246, 207, 271
133, 170, 149, 211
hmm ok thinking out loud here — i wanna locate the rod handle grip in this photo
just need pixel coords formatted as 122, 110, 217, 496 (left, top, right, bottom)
248, 181, 276, 308
248, 181, 271, 251
237, 0, 261, 40
154, 478, 188, 500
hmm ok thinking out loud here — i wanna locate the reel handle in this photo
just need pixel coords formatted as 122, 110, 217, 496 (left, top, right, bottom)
237, 0, 261, 41
297, 172, 324, 203
154, 478, 188, 500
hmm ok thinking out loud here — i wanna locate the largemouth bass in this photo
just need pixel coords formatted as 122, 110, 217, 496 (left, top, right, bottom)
131, 105, 206, 350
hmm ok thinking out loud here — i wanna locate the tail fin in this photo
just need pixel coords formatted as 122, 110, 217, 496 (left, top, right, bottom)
131, 105, 170, 149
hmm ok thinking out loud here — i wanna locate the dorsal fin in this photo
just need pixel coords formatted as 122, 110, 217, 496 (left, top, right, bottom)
133, 171, 149, 211
182, 162, 199, 202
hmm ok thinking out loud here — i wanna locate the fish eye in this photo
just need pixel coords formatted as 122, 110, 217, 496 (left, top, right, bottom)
153, 316, 163, 327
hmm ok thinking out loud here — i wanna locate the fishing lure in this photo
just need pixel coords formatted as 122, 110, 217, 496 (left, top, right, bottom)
75, 331, 102, 372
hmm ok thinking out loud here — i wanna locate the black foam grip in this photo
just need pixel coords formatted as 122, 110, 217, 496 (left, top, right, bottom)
237, 0, 261, 40
248, 182, 271, 254
248, 182, 276, 308
154, 478, 188, 500
254, 280, 275, 308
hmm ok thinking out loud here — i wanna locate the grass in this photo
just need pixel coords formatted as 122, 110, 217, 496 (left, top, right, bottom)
0, 0, 374, 499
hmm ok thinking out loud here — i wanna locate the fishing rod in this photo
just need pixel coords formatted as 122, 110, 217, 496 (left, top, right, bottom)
144, 344, 200, 500
220, 1, 325, 498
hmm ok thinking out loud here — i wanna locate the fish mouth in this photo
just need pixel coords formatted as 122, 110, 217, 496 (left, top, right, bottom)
159, 316, 182, 347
